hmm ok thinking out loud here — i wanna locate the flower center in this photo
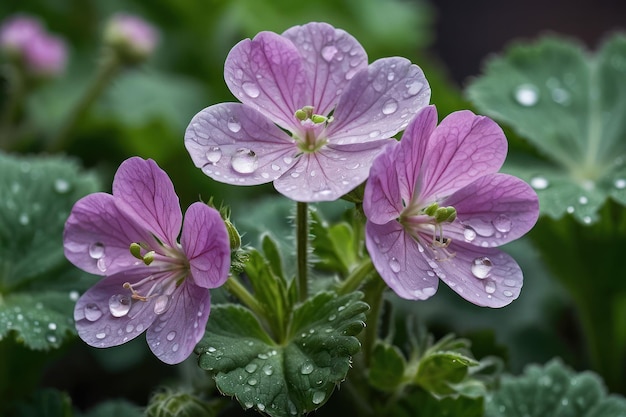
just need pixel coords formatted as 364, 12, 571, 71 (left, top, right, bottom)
294, 105, 332, 153
399, 202, 458, 261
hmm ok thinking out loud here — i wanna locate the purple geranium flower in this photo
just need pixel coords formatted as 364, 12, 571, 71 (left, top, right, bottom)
64, 157, 230, 364
185, 22, 430, 202
363, 106, 539, 307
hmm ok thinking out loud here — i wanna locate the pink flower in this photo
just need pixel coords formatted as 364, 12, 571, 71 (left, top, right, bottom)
0, 15, 43, 53
64, 157, 230, 364
363, 106, 539, 307
185, 22, 430, 202
104, 13, 158, 63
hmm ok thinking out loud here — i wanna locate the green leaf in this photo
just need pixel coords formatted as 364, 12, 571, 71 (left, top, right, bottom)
196, 292, 368, 416
310, 210, 358, 277
485, 358, 626, 417
394, 388, 484, 417
466, 33, 626, 224
14, 388, 74, 417
368, 342, 407, 392
415, 351, 480, 399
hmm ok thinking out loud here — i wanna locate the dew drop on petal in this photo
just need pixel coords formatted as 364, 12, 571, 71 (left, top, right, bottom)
492, 214, 512, 233
153, 295, 170, 315
96, 258, 107, 272
301, 362, 314, 375
471, 257, 493, 279
406, 80, 423, 96
321, 45, 338, 62
312, 391, 326, 405
172, 343, 179, 352
108, 294, 132, 317
226, 117, 242, 134
205, 146, 222, 164
463, 226, 477, 242
95, 331, 106, 340
514, 84, 539, 106
84, 303, 103, 322
484, 280, 496, 294
389, 257, 401, 273
503, 290, 514, 297
231, 148, 258, 174
89, 242, 105, 259
381, 98, 398, 115
530, 176, 549, 190
166, 331, 176, 341
242, 82, 260, 98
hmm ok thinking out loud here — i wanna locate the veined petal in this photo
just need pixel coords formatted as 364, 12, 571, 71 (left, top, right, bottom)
64, 193, 154, 276
443, 173, 539, 247
435, 242, 523, 308
146, 282, 211, 365
74, 270, 159, 348
363, 141, 403, 224
365, 220, 439, 300
419, 111, 508, 201
326, 57, 430, 144
282, 22, 368, 116
274, 139, 392, 202
185, 103, 298, 186
112, 157, 182, 248
225, 31, 307, 129
181, 203, 230, 289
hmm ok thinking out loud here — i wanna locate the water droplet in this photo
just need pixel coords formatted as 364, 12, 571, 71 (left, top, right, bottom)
247, 378, 258, 386
390, 257, 401, 273
514, 84, 539, 106
387, 72, 395, 81
48, 322, 57, 330
205, 147, 222, 164
614, 178, 626, 189
263, 364, 274, 375
463, 226, 477, 242
530, 176, 549, 190
257, 403, 266, 412
18, 213, 29, 225
328, 314, 336, 321
551, 87, 571, 105
227, 117, 241, 133
84, 304, 102, 321
578, 196, 588, 205
471, 257, 493, 279
583, 216, 592, 224
89, 242, 105, 259
95, 331, 106, 340
166, 331, 176, 341
492, 214, 512, 233
321, 45, 338, 62
54, 179, 71, 193
153, 295, 170, 315
108, 294, 132, 317
312, 390, 326, 405
125, 324, 134, 333
47, 334, 57, 344
382, 98, 398, 115
301, 362, 314, 375
484, 280, 496, 294
231, 148, 258, 174
69, 291, 79, 301
567, 206, 575, 213
503, 290, 514, 297
245, 363, 258, 373
242, 82, 260, 98
406, 80, 423, 96
96, 258, 107, 272
172, 343, 179, 352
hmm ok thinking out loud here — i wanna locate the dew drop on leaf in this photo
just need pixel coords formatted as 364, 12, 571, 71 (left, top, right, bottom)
312, 390, 326, 405
301, 362, 314, 375
513, 84, 539, 106
53, 178, 71, 193
530, 176, 549, 190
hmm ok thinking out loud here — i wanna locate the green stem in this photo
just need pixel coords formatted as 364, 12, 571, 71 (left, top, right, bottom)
223, 276, 265, 319
47, 50, 121, 152
362, 276, 386, 367
0, 65, 27, 149
296, 201, 308, 302
336, 258, 375, 295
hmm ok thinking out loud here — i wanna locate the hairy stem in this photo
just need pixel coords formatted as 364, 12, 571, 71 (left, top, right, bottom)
296, 201, 308, 302
336, 258, 375, 295
223, 276, 265, 319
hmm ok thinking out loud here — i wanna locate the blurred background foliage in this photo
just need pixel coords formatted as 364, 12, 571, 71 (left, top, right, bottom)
1, 0, 625, 415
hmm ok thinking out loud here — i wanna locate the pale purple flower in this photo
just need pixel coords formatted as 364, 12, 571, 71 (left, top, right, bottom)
363, 106, 539, 307
185, 22, 430, 202
64, 157, 230, 364
104, 13, 158, 62
0, 14, 67, 76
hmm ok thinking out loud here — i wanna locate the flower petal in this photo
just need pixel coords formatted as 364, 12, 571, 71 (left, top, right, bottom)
112, 157, 182, 248
418, 111, 508, 201
326, 57, 430, 144
435, 242, 523, 308
146, 282, 211, 365
64, 193, 154, 276
274, 139, 392, 202
281, 22, 368, 116
185, 103, 298, 186
363, 106, 438, 224
443, 173, 539, 247
74, 270, 158, 348
366, 220, 439, 300
225, 31, 307, 129
181, 202, 230, 289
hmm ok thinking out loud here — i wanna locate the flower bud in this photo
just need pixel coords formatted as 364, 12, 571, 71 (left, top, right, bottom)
104, 13, 158, 65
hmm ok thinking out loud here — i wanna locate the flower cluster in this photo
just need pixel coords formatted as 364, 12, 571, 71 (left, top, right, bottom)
0, 14, 67, 77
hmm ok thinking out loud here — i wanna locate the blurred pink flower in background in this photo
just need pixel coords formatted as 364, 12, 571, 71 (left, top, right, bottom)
104, 13, 158, 63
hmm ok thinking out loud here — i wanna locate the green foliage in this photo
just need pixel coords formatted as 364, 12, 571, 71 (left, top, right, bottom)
310, 209, 360, 277
396, 388, 484, 417
145, 390, 217, 417
485, 359, 626, 417
196, 291, 368, 417
14, 389, 74, 417
467, 33, 626, 224
0, 152, 100, 350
